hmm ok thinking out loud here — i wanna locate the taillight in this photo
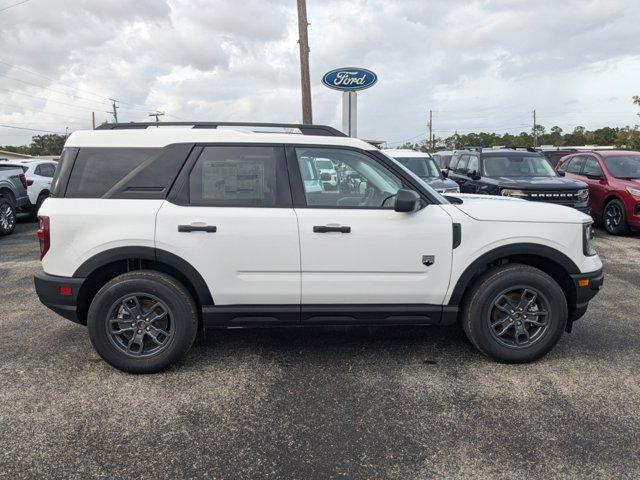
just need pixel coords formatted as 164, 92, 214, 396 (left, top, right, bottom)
37, 216, 50, 260
27, 179, 34, 186
19, 173, 28, 189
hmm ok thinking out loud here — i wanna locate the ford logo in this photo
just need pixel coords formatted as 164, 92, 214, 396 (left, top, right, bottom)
322, 67, 378, 91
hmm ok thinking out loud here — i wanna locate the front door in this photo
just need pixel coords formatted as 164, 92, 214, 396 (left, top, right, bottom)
290, 146, 453, 316
155, 145, 300, 306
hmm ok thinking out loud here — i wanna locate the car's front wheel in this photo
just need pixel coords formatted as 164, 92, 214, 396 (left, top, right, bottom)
0, 199, 16, 236
87, 270, 198, 373
462, 264, 567, 363
603, 199, 629, 235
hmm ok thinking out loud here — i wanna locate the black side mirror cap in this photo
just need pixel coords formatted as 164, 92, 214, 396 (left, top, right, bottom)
468, 171, 481, 180
394, 188, 422, 213
557, 170, 566, 177
441, 169, 449, 178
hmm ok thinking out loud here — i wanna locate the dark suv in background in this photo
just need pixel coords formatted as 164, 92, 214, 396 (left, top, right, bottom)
445, 148, 590, 213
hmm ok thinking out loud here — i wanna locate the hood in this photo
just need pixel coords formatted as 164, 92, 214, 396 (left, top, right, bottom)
423, 177, 458, 191
489, 176, 587, 190
447, 193, 591, 224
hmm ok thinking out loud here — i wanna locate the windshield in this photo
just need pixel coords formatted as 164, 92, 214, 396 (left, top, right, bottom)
314, 159, 334, 170
394, 157, 441, 179
483, 154, 556, 177
604, 155, 640, 179
380, 152, 449, 204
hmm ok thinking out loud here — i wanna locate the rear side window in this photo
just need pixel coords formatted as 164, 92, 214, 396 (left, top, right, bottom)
36, 163, 56, 177
188, 146, 291, 207
66, 148, 159, 198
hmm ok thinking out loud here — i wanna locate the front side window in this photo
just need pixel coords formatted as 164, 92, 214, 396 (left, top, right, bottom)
603, 155, 640, 179
296, 148, 402, 208
566, 156, 586, 174
393, 157, 440, 179
483, 154, 556, 177
582, 157, 603, 177
467, 155, 479, 175
189, 146, 290, 207
455, 155, 469, 173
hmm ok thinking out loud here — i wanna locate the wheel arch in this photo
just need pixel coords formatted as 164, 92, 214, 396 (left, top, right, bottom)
74, 247, 213, 325
0, 186, 16, 205
449, 243, 579, 318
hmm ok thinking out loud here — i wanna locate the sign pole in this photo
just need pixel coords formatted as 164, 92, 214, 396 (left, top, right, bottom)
341, 91, 357, 137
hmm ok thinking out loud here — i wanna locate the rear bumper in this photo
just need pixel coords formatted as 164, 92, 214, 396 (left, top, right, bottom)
34, 271, 85, 324
569, 268, 604, 322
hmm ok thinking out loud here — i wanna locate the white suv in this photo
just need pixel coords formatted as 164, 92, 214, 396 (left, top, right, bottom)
0, 159, 57, 215
34, 122, 603, 373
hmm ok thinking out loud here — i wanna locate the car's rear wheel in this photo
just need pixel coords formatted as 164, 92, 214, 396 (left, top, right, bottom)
0, 199, 16, 236
462, 264, 567, 363
87, 270, 198, 373
603, 199, 629, 235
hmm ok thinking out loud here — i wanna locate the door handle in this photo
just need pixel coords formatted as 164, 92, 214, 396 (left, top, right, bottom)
313, 225, 351, 233
178, 225, 217, 233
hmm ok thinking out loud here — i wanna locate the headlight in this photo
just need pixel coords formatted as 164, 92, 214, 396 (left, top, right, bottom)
577, 189, 589, 201
583, 222, 597, 257
501, 189, 527, 197
626, 186, 640, 197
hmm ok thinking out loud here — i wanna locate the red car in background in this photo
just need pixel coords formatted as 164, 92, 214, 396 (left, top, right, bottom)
557, 151, 640, 235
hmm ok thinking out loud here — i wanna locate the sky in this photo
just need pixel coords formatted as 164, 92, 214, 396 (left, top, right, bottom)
0, 0, 639, 147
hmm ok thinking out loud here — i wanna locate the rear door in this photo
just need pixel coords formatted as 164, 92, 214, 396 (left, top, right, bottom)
155, 145, 300, 306
289, 146, 453, 314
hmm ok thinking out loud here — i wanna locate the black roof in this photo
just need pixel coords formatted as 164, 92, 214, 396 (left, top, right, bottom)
96, 122, 346, 137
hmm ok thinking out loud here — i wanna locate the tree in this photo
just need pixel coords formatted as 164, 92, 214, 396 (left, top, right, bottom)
29, 134, 67, 156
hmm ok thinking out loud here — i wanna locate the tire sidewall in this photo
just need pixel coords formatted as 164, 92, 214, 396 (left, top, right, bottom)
464, 266, 567, 363
0, 200, 16, 235
604, 199, 628, 235
87, 272, 198, 373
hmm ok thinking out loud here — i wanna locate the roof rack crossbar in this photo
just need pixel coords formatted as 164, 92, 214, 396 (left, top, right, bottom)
95, 122, 347, 137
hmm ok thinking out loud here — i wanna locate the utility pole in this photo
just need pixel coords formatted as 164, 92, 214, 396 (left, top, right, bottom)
453, 130, 458, 150
149, 111, 165, 123
296, 0, 313, 124
110, 99, 119, 123
533, 109, 537, 148
92, 112, 96, 129
427, 109, 433, 152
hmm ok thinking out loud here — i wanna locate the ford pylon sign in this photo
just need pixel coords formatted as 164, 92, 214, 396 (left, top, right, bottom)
322, 67, 378, 91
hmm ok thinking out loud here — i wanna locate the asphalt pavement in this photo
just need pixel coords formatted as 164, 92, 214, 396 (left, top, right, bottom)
1, 218, 639, 479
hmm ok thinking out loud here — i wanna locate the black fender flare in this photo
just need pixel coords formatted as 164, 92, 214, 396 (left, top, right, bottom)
448, 242, 580, 306
73, 246, 214, 305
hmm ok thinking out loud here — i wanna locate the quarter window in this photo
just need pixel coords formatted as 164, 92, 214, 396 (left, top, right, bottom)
188, 146, 290, 207
295, 148, 402, 208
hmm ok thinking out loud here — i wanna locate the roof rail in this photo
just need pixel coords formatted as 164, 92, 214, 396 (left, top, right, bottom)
95, 122, 347, 137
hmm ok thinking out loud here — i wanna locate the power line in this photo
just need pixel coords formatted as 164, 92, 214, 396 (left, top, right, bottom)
0, 0, 30, 13
0, 124, 65, 134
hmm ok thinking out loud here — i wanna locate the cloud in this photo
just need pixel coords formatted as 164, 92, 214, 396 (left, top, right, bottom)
0, 0, 639, 145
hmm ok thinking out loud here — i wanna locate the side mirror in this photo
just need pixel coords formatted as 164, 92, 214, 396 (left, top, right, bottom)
320, 172, 332, 181
441, 169, 449, 178
394, 188, 422, 213
557, 170, 566, 177
586, 173, 604, 181
467, 170, 481, 180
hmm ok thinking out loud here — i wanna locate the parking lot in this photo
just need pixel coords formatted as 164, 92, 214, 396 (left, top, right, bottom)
0, 218, 639, 479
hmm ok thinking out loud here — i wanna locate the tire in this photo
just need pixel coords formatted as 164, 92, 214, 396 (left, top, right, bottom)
87, 270, 198, 373
0, 199, 16, 236
603, 199, 629, 235
32, 192, 48, 219
462, 264, 567, 363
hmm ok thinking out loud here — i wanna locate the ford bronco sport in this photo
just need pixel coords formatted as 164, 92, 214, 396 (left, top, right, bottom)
34, 122, 603, 373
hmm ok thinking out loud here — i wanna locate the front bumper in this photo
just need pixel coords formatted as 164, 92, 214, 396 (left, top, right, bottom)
34, 271, 85, 324
569, 268, 604, 322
